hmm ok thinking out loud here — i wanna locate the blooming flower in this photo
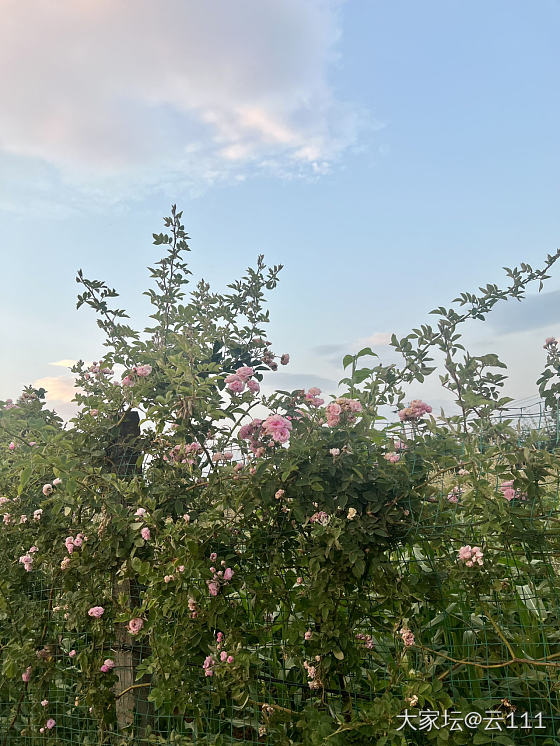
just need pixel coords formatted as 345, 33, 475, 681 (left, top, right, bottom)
41, 700, 48, 707
141, 527, 150, 541
347, 507, 357, 520
309, 511, 329, 525
135, 364, 152, 377
42, 484, 53, 496
384, 452, 400, 463
69, 650, 76, 658
458, 545, 484, 567
261, 414, 292, 443
275, 489, 285, 500
399, 627, 415, 647
398, 400, 432, 422
46, 719, 56, 730
22, 666, 31, 682
236, 366, 254, 380
304, 629, 312, 640
88, 606, 105, 618
53, 477, 62, 486
247, 378, 260, 393
127, 617, 144, 635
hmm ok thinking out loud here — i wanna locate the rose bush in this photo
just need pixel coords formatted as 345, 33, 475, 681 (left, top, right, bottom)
1, 207, 560, 744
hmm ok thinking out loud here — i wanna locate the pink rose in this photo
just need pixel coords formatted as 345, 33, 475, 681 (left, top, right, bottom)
135, 364, 152, 377
226, 377, 245, 394
53, 477, 62, 486
236, 366, 254, 380
247, 378, 260, 393
88, 606, 105, 618
42, 484, 53, 496
22, 666, 31, 682
127, 618, 144, 635
141, 527, 150, 541
46, 718, 56, 730
69, 650, 76, 658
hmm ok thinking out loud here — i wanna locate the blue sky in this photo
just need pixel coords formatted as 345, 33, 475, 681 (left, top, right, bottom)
2, 0, 560, 416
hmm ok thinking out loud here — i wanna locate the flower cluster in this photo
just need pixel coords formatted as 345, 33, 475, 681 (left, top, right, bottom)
166, 442, 202, 464
305, 387, 324, 407
39, 718, 56, 733
19, 546, 38, 572
447, 486, 462, 503
188, 597, 197, 619
239, 414, 292, 452
399, 627, 415, 647
384, 452, 400, 464
544, 337, 557, 350
100, 658, 114, 673
303, 657, 322, 690
84, 360, 114, 381
326, 398, 362, 427
203, 632, 235, 677
309, 511, 329, 525
122, 364, 152, 387
225, 366, 260, 395
355, 632, 375, 649
499, 480, 527, 502
458, 545, 484, 567
398, 400, 432, 422
64, 533, 86, 554
207, 554, 235, 596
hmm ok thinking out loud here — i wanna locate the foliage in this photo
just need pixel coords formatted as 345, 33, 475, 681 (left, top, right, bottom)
1, 209, 560, 744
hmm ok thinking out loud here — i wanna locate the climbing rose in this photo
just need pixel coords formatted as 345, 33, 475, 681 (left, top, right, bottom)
22, 666, 31, 682
46, 719, 56, 730
261, 414, 292, 443
127, 617, 144, 635
236, 366, 254, 380
135, 364, 152, 377
400, 627, 415, 647
399, 399, 432, 422
247, 378, 260, 393
88, 606, 105, 618
226, 376, 245, 394
458, 545, 484, 567
141, 527, 150, 541
42, 484, 53, 496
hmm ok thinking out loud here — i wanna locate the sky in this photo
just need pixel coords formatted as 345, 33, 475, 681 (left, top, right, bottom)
1, 0, 560, 418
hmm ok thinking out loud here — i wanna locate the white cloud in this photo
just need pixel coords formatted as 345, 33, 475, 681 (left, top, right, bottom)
361, 332, 392, 347
49, 359, 78, 368
0, 0, 360, 199
33, 375, 77, 404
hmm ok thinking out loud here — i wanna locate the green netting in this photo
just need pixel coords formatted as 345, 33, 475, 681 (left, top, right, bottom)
3, 407, 560, 744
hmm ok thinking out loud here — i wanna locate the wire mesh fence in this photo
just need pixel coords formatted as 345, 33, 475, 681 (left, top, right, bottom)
3, 402, 560, 744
